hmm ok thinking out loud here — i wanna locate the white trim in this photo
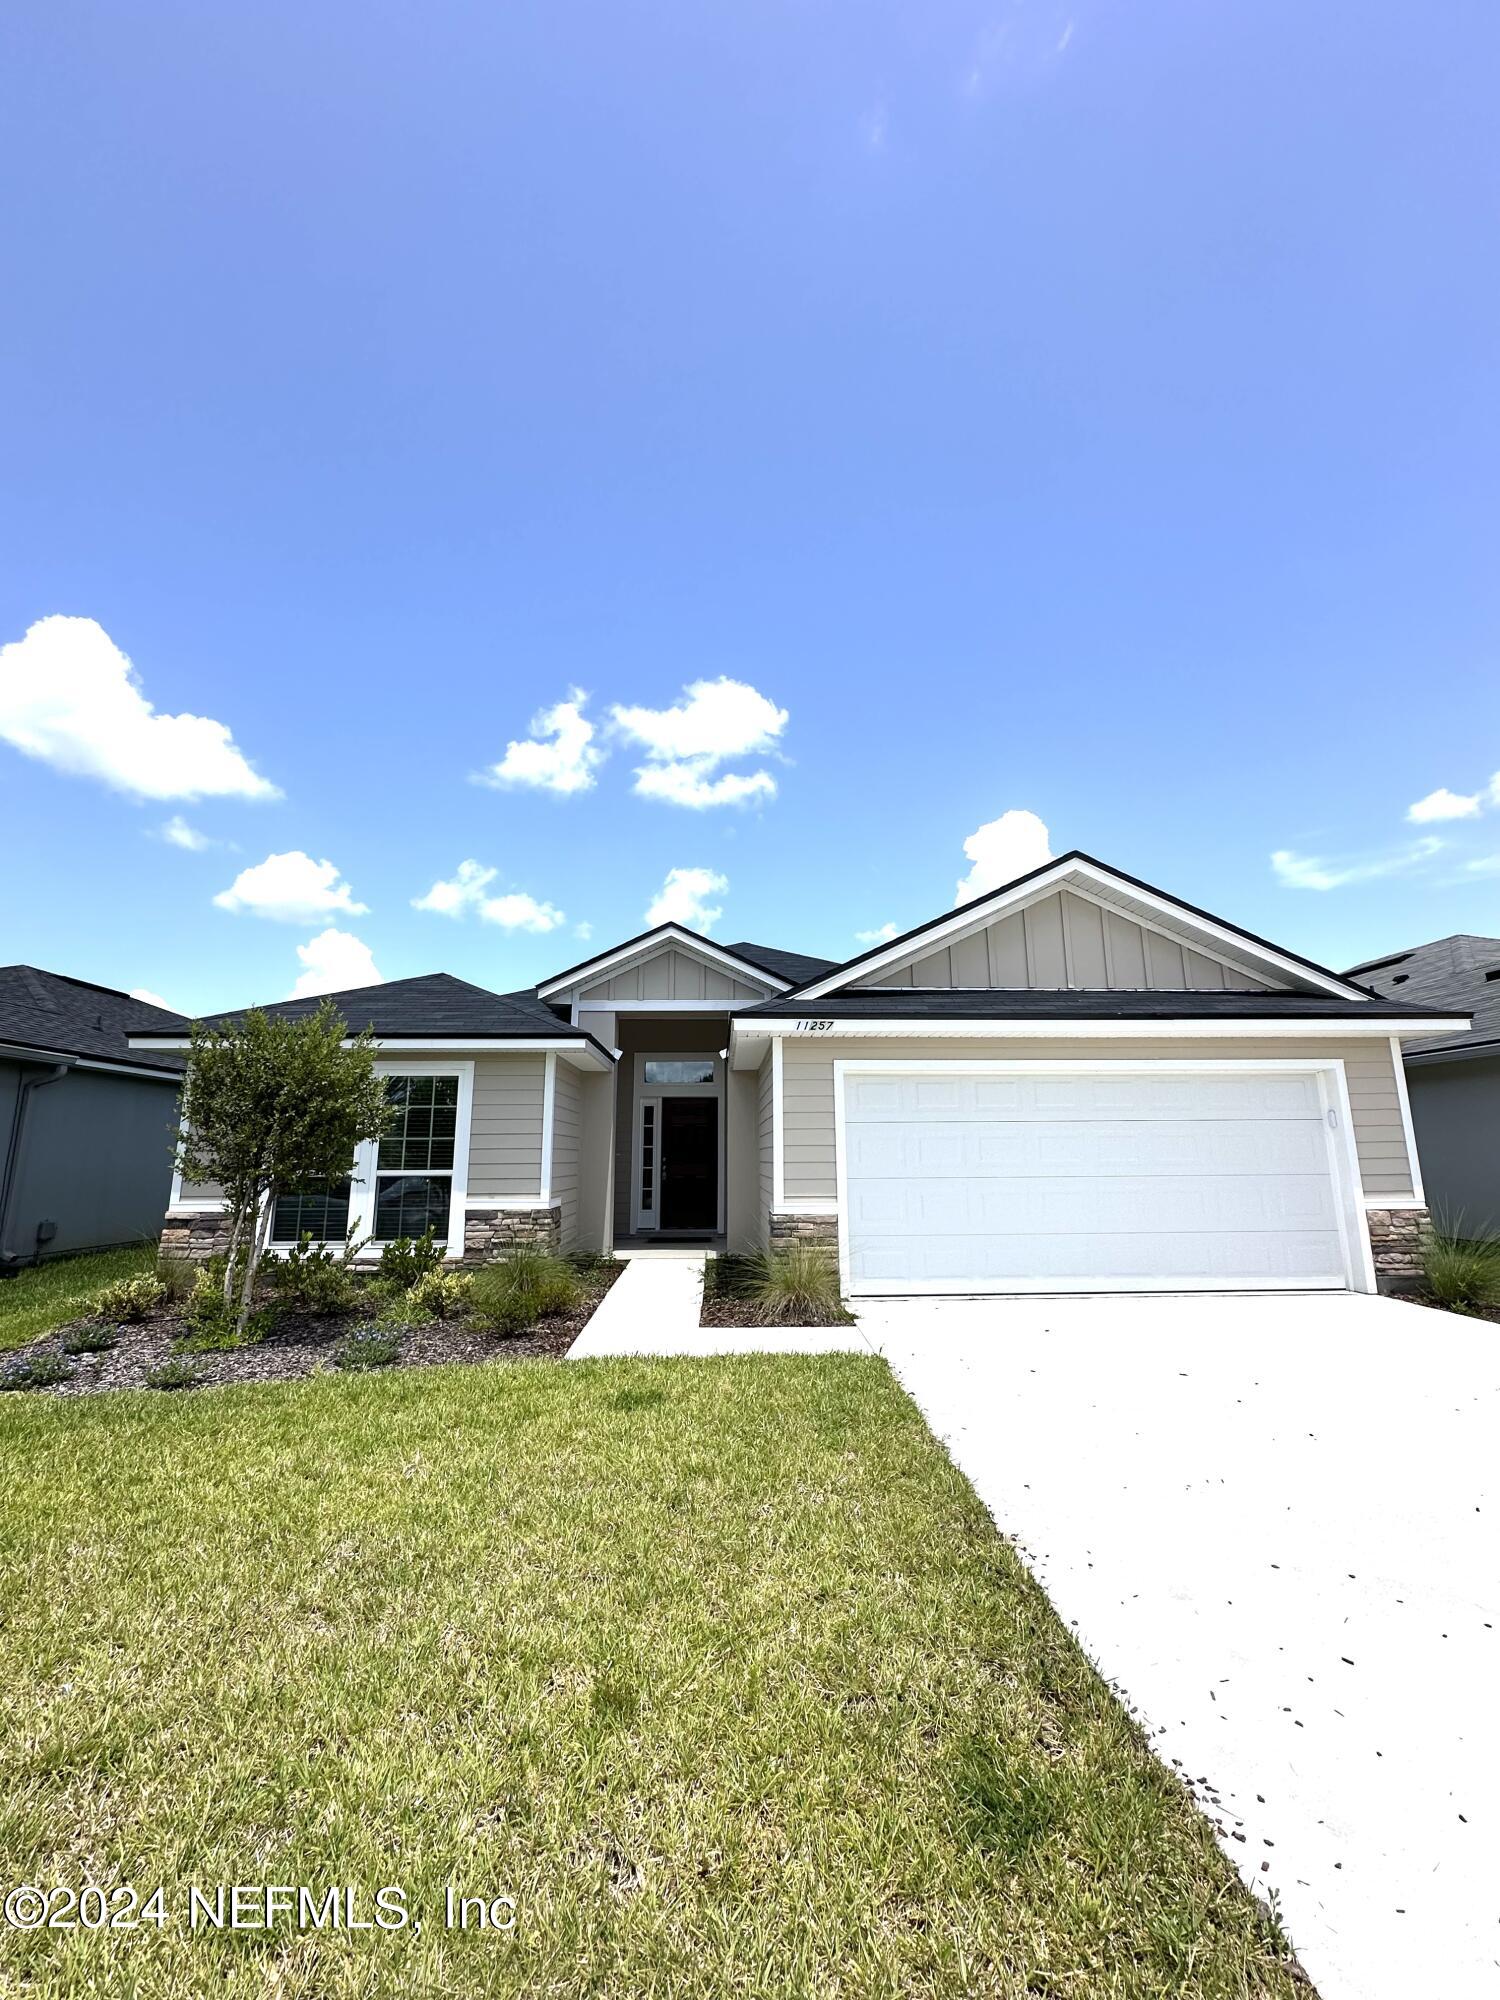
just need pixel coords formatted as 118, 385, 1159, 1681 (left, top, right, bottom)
576, 999, 747, 1013
771, 1036, 785, 1210
1363, 1196, 1428, 1210
129, 1034, 612, 1067
463, 1199, 552, 1212
537, 925, 791, 1000
774, 1197, 837, 1216
831, 1056, 1376, 1298
538, 1051, 557, 1207
167, 1198, 227, 1215
1389, 1034, 1426, 1207
627, 1051, 726, 1235
733, 1014, 1467, 1045
793, 857, 1375, 1002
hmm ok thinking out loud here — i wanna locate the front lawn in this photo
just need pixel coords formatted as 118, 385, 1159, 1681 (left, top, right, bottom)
0, 1244, 157, 1354
0, 1356, 1303, 1998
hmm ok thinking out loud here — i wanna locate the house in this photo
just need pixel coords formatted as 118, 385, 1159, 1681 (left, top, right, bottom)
0, 967, 187, 1273
1344, 934, 1500, 1237
130, 853, 1469, 1295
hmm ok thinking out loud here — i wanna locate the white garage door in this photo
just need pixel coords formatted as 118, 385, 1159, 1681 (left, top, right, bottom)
839, 1067, 1355, 1294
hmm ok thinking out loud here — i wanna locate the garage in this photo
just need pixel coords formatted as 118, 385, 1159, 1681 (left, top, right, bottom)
835, 1062, 1365, 1295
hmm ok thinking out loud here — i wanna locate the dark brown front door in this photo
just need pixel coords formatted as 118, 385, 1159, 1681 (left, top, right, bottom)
658, 1098, 718, 1231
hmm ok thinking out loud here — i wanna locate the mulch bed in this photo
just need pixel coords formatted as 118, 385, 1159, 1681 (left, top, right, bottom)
700, 1297, 856, 1329
2, 1265, 622, 1398
1388, 1289, 1500, 1325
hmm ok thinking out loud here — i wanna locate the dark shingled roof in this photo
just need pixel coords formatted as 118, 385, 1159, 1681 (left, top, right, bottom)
129, 972, 612, 1057
734, 989, 1467, 1023
0, 966, 188, 1075
1345, 934, 1500, 1057
722, 941, 839, 985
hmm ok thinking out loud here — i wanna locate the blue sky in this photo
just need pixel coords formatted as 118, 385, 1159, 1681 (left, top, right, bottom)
1, 1, 1496, 1016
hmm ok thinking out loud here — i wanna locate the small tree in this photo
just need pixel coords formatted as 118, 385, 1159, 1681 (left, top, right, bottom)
176, 1003, 390, 1336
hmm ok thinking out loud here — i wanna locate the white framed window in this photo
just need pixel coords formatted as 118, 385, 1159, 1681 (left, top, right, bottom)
272, 1060, 473, 1259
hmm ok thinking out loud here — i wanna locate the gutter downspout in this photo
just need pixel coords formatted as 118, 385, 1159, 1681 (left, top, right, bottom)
0, 1061, 71, 1273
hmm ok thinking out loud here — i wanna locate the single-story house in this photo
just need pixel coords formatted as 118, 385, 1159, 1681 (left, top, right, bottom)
0, 966, 187, 1273
1344, 933, 1500, 1237
130, 852, 1469, 1295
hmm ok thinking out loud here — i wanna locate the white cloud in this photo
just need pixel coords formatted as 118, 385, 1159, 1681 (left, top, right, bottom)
573, 921, 594, 942
1463, 854, 1500, 876
861, 101, 888, 152
645, 866, 729, 932
612, 677, 786, 809
129, 987, 175, 1012
412, 859, 497, 916
632, 762, 777, 810
1490, 772, 1500, 806
214, 851, 368, 923
290, 929, 384, 999
159, 814, 213, 851
0, 616, 278, 802
411, 859, 564, 932
1271, 837, 1443, 891
855, 921, 899, 945
480, 892, 566, 933
1407, 787, 1482, 823
479, 689, 602, 795
954, 809, 1053, 905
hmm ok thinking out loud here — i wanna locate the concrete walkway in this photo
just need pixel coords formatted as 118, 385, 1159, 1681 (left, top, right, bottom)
569, 1251, 868, 1357
859, 1291, 1500, 2000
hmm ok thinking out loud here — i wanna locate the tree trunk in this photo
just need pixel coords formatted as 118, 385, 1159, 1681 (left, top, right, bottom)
221, 1204, 248, 1309
236, 1193, 274, 1336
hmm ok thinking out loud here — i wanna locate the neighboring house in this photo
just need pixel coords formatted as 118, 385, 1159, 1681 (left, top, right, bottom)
0, 967, 187, 1273
1344, 934, 1500, 1237
131, 853, 1469, 1295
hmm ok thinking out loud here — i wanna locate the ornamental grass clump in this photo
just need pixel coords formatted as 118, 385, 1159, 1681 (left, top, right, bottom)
468, 1249, 582, 1335
744, 1243, 851, 1326
1422, 1228, 1500, 1314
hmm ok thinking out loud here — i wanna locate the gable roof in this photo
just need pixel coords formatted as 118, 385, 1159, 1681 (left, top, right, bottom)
0, 965, 187, 1075
535, 924, 793, 999
782, 851, 1380, 1004
1345, 935, 1500, 1058
127, 972, 613, 1061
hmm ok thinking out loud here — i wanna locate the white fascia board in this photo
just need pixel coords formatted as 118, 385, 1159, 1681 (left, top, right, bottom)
128, 1034, 614, 1069
792, 858, 1371, 1002
729, 1015, 1471, 1041
537, 925, 790, 1000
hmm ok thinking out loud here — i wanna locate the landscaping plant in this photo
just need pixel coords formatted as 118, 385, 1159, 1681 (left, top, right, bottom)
175, 1001, 390, 1340
0, 1351, 73, 1391
377, 1228, 446, 1290
743, 1242, 852, 1326
333, 1329, 402, 1370
267, 1229, 364, 1315
92, 1272, 168, 1322
61, 1323, 119, 1356
143, 1357, 202, 1391
404, 1267, 472, 1320
468, 1247, 581, 1334
1422, 1227, 1500, 1314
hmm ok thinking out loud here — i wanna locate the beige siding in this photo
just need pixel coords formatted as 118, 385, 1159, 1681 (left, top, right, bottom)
577, 948, 766, 1005
854, 889, 1273, 994
178, 1177, 224, 1203
780, 1035, 1415, 1203
468, 1053, 546, 1199
550, 1057, 581, 1250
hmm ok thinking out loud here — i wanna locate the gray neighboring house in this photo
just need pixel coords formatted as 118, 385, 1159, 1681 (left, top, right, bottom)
1345, 935, 1500, 1236
0, 967, 187, 1274
132, 852, 1469, 1296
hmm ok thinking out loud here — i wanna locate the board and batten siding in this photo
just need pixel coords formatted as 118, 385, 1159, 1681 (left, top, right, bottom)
852, 889, 1273, 994
780, 1036, 1415, 1204
576, 949, 766, 1006
549, 1057, 581, 1249
468, 1053, 546, 1199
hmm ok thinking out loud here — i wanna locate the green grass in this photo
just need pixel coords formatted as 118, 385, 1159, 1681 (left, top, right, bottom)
0, 1244, 156, 1353
0, 1357, 1301, 1998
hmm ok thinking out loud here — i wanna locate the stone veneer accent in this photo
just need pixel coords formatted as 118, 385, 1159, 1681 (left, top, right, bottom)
769, 1212, 838, 1248
1364, 1206, 1432, 1292
462, 1206, 562, 1262
160, 1209, 236, 1263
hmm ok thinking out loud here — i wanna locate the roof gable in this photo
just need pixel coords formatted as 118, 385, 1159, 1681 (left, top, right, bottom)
537, 924, 789, 1003
791, 853, 1376, 1003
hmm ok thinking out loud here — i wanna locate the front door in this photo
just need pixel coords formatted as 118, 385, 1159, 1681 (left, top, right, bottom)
658, 1097, 719, 1232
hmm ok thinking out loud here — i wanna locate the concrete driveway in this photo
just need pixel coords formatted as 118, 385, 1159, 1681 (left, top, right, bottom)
858, 1291, 1500, 2000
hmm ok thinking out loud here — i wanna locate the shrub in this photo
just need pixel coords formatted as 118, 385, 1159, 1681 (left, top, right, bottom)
1422, 1230, 1500, 1314
1, 1351, 73, 1391
93, 1273, 168, 1323
177, 1268, 277, 1351
267, 1232, 362, 1316
378, 1229, 445, 1291
403, 1268, 472, 1320
743, 1243, 851, 1326
62, 1323, 119, 1355
334, 1329, 402, 1370
144, 1357, 202, 1391
468, 1249, 582, 1334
